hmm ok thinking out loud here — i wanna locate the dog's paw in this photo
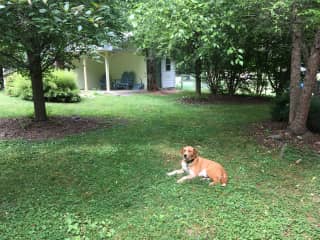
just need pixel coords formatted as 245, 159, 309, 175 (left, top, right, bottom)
167, 171, 176, 176
177, 179, 184, 184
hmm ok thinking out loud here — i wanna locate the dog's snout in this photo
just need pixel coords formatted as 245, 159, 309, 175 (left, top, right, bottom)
183, 154, 187, 158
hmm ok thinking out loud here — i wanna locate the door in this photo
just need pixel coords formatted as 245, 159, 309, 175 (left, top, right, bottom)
161, 58, 175, 88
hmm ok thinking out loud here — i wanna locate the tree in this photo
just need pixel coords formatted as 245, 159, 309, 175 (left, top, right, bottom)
287, 0, 320, 135
0, 0, 123, 121
0, 66, 3, 90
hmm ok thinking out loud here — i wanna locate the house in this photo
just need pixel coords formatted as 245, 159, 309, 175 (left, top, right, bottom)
74, 45, 176, 91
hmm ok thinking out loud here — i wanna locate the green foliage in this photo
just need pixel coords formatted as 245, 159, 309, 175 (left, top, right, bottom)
65, 214, 115, 239
307, 96, 320, 133
0, 0, 124, 72
6, 70, 80, 103
131, 0, 293, 95
271, 92, 290, 121
5, 73, 31, 97
271, 92, 320, 133
43, 70, 80, 103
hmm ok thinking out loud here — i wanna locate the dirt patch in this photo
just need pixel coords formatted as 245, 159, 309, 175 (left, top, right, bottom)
0, 116, 115, 141
179, 94, 272, 105
250, 121, 320, 154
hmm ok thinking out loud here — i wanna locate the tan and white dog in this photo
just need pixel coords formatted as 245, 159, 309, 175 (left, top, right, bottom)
167, 146, 228, 186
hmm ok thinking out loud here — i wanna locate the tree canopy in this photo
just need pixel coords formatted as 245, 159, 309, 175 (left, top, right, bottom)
130, 0, 292, 95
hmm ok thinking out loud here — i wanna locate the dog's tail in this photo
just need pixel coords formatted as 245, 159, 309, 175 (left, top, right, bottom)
220, 172, 228, 187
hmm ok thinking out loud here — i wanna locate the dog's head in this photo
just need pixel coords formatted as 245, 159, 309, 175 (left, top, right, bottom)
180, 146, 198, 161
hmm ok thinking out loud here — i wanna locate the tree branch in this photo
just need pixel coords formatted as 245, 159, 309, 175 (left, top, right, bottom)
0, 51, 28, 69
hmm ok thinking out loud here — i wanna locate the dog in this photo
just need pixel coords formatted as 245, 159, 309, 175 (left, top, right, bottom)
167, 146, 228, 186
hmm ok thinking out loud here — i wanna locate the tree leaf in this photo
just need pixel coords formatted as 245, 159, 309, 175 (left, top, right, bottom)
39, 9, 47, 14
227, 48, 234, 55
64, 2, 70, 12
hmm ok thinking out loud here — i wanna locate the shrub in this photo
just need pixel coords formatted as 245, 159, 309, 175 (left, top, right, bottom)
307, 96, 320, 133
6, 70, 80, 103
270, 92, 290, 122
5, 73, 31, 97
271, 93, 320, 133
43, 70, 80, 103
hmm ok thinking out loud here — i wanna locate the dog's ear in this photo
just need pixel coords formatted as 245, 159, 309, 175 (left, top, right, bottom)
180, 147, 184, 155
192, 148, 198, 158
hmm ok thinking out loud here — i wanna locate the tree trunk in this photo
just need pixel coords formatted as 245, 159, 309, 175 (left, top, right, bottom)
146, 49, 158, 91
195, 58, 201, 96
289, 29, 320, 135
0, 66, 4, 90
256, 71, 262, 96
27, 51, 47, 121
289, 4, 302, 125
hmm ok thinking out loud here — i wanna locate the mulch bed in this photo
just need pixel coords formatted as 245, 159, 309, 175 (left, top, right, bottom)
0, 116, 114, 141
250, 121, 320, 154
179, 94, 272, 105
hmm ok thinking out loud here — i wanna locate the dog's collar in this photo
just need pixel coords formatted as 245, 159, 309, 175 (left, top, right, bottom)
185, 158, 195, 164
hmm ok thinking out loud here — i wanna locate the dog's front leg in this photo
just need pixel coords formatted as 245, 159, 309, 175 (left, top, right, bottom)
167, 169, 184, 176
177, 174, 195, 183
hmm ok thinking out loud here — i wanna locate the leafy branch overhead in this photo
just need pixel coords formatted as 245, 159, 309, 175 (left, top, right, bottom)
0, 0, 124, 71
131, 0, 246, 66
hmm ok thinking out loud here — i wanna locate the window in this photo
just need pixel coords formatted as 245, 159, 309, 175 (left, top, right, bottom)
165, 58, 171, 71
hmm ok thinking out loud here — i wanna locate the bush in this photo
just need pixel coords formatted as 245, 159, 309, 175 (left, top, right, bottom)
271, 92, 320, 133
270, 92, 290, 122
307, 96, 320, 133
6, 70, 80, 103
43, 70, 80, 103
5, 73, 31, 97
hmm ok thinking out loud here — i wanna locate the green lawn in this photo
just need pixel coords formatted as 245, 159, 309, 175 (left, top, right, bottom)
0, 91, 319, 239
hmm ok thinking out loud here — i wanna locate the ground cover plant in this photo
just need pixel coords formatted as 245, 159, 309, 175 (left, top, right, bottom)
0, 91, 319, 239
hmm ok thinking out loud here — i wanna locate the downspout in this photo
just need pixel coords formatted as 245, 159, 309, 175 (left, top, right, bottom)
83, 56, 88, 91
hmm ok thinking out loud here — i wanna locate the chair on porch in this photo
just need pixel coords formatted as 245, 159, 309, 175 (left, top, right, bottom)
114, 71, 135, 90
99, 74, 106, 90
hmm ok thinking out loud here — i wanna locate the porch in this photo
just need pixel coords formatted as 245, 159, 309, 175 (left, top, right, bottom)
74, 48, 148, 91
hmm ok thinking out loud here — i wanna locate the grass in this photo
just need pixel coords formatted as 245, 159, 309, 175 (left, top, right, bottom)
0, 91, 319, 239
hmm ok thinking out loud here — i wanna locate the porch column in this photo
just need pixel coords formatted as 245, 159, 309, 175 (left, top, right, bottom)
83, 57, 88, 91
104, 53, 110, 92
